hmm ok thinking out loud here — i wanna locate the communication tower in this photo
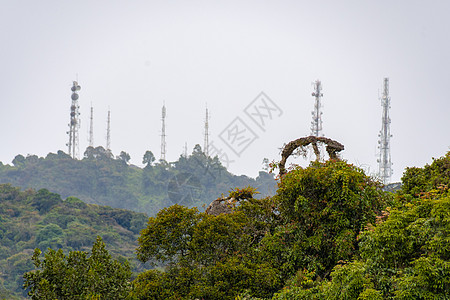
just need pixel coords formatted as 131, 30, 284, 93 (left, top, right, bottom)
89, 104, 94, 147
183, 142, 188, 158
377, 78, 393, 184
160, 104, 167, 161
67, 81, 81, 159
106, 109, 111, 152
204, 105, 210, 157
311, 80, 324, 136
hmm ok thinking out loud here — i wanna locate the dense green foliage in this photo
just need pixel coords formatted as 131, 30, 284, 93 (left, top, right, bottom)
270, 160, 386, 279
0, 184, 147, 299
10, 150, 450, 299
133, 160, 388, 299
273, 152, 450, 299
132, 194, 281, 300
0, 146, 276, 216
23, 236, 131, 299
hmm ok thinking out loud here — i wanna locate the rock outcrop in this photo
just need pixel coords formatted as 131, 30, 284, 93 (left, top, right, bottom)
205, 197, 235, 216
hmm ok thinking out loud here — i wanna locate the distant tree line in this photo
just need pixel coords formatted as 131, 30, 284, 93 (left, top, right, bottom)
0, 145, 276, 216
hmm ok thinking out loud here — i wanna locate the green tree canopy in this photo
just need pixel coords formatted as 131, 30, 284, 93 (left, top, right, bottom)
133, 160, 388, 299
119, 151, 131, 164
12, 154, 25, 168
133, 188, 281, 299
23, 236, 131, 299
83, 146, 113, 160
274, 151, 450, 299
31, 188, 62, 213
137, 204, 201, 265
267, 160, 387, 279
401, 151, 450, 198
143, 150, 155, 167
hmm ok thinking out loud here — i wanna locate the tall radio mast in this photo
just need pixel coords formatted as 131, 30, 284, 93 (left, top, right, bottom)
106, 109, 111, 152
204, 105, 210, 157
160, 104, 167, 161
311, 80, 324, 136
377, 78, 393, 184
88, 104, 94, 147
67, 81, 81, 159
183, 142, 188, 158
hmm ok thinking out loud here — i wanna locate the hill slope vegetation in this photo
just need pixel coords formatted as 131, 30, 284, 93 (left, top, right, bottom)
0, 146, 276, 216
0, 184, 148, 299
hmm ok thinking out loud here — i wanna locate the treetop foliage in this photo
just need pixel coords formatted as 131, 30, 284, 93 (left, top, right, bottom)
274, 151, 450, 299
401, 151, 450, 199
23, 236, 132, 299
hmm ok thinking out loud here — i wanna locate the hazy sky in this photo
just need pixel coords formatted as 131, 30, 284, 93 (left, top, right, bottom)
1, 1, 449, 182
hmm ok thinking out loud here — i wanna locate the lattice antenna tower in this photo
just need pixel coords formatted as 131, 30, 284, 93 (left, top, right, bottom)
183, 142, 188, 158
160, 104, 167, 161
67, 81, 81, 159
106, 109, 111, 152
311, 79, 324, 136
204, 105, 210, 157
88, 104, 94, 147
377, 78, 393, 184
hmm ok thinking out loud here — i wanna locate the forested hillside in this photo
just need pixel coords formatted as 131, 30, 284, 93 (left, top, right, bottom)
0, 145, 276, 216
0, 184, 148, 299
3, 149, 449, 299
128, 151, 450, 299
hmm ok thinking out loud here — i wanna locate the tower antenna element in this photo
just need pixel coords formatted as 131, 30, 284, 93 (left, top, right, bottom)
183, 142, 188, 158
377, 77, 393, 184
311, 80, 324, 136
160, 104, 166, 161
204, 105, 210, 157
67, 81, 81, 159
106, 109, 111, 152
88, 104, 94, 147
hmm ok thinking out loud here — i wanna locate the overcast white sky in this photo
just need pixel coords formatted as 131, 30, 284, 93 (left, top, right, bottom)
1, 1, 449, 182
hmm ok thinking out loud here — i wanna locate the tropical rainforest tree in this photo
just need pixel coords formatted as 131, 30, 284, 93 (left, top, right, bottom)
119, 151, 131, 164
133, 188, 281, 299
143, 151, 155, 168
23, 236, 131, 299
265, 160, 387, 280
